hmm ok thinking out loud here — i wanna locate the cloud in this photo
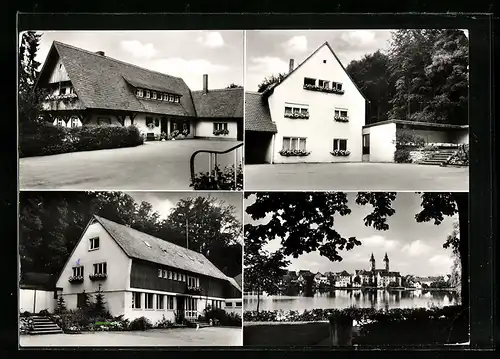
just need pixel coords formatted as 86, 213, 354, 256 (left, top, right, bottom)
358, 235, 399, 250
428, 254, 453, 274
282, 36, 308, 54
340, 30, 377, 46
147, 57, 229, 77
120, 40, 157, 59
248, 56, 289, 75
401, 240, 432, 257
196, 32, 225, 48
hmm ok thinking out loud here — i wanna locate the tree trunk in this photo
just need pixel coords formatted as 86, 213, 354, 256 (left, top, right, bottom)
454, 193, 469, 310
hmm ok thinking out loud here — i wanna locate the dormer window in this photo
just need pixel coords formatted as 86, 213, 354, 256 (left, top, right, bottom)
145, 90, 150, 99
174, 96, 180, 103
318, 80, 330, 89
89, 237, 99, 250
136, 89, 143, 97
169, 95, 174, 102
152, 92, 157, 100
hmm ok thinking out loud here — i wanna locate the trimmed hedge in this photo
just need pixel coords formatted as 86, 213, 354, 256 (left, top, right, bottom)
204, 308, 242, 327
19, 122, 144, 158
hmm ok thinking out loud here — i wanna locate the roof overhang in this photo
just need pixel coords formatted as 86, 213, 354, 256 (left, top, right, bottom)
363, 119, 469, 130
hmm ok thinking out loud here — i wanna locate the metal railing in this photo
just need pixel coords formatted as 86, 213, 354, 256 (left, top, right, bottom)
189, 142, 243, 187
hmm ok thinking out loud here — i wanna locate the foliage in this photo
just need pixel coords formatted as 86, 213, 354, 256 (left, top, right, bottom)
19, 123, 144, 158
331, 150, 351, 157
226, 83, 243, 89
446, 144, 469, 166
395, 129, 426, 148
204, 308, 242, 327
257, 73, 287, 93
38, 309, 50, 316
154, 315, 173, 329
279, 149, 311, 157
285, 112, 309, 119
54, 295, 67, 314
394, 148, 411, 163
129, 316, 153, 331
92, 284, 108, 317
170, 130, 180, 139
213, 128, 230, 136
190, 163, 243, 191
353, 276, 361, 285
303, 83, 344, 94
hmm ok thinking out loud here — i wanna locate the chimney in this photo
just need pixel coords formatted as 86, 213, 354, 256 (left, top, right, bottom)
203, 74, 208, 94
289, 59, 295, 73
95, 51, 105, 56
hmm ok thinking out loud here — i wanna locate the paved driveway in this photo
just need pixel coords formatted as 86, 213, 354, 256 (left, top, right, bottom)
20, 327, 242, 347
19, 140, 243, 190
245, 163, 468, 191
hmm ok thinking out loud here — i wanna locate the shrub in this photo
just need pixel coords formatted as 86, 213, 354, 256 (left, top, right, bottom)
446, 144, 469, 166
190, 163, 243, 190
129, 316, 152, 331
38, 309, 50, 316
20, 311, 32, 318
394, 148, 411, 163
155, 315, 173, 329
204, 308, 242, 327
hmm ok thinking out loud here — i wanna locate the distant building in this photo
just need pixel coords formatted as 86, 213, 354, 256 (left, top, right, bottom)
335, 270, 352, 287
353, 253, 402, 288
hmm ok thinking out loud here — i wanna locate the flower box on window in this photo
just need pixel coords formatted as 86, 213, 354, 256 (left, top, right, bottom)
303, 84, 344, 94
89, 273, 107, 281
279, 149, 311, 157
334, 115, 349, 122
213, 128, 229, 136
45, 93, 78, 101
185, 286, 202, 295
331, 150, 351, 156
68, 275, 84, 283
285, 112, 309, 119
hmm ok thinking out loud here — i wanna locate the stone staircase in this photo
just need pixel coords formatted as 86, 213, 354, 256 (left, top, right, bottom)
419, 149, 458, 166
29, 316, 63, 335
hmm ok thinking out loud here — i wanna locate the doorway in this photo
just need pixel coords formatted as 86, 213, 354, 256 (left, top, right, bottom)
176, 296, 185, 323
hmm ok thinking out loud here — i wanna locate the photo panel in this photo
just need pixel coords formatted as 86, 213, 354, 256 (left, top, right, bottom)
244, 30, 469, 191
18, 190, 243, 347
243, 191, 469, 347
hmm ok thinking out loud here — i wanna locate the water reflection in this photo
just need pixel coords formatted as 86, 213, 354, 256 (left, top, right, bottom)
244, 289, 460, 311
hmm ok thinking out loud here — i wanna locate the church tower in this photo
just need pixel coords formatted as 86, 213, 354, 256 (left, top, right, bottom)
370, 253, 375, 271
383, 252, 389, 271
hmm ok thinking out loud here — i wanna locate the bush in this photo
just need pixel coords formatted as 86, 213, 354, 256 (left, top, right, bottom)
394, 148, 411, 163
154, 315, 173, 329
129, 316, 152, 331
190, 163, 243, 190
19, 122, 144, 158
38, 309, 50, 316
20, 311, 32, 318
446, 144, 469, 166
204, 308, 242, 327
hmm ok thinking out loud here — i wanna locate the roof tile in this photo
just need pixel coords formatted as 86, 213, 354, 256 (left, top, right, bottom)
244, 92, 277, 133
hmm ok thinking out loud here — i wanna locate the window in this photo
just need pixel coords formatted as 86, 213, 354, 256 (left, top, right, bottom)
284, 103, 309, 118
77, 293, 86, 308
154, 118, 160, 127
169, 95, 174, 102
304, 77, 316, 86
60, 87, 68, 95
173, 122, 178, 130
89, 237, 99, 250
226, 302, 233, 307
70, 117, 79, 128
334, 109, 348, 118
143, 90, 150, 99
145, 293, 154, 309
196, 278, 200, 287
56, 118, 66, 127
146, 117, 153, 127
335, 82, 343, 91
136, 89, 143, 97
72, 266, 84, 277
174, 273, 178, 281
132, 292, 141, 309
174, 96, 180, 103
166, 296, 174, 310
162, 270, 167, 278
363, 134, 370, 155
181, 274, 186, 282
151, 91, 157, 100
156, 294, 164, 310
318, 80, 330, 88
282, 137, 307, 151
214, 122, 228, 131
284, 106, 292, 114
93, 262, 107, 275
167, 271, 172, 280
333, 139, 348, 151
235, 302, 242, 307
158, 269, 162, 278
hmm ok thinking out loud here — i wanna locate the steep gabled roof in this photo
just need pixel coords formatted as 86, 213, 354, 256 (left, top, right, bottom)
191, 88, 243, 118
262, 41, 369, 102
233, 273, 242, 288
338, 270, 351, 277
244, 91, 277, 133
36, 41, 197, 117
92, 215, 239, 290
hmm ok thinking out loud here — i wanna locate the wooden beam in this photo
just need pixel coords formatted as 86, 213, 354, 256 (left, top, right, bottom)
117, 115, 126, 126
129, 112, 137, 124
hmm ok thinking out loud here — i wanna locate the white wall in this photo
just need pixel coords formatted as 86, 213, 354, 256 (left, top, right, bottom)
19, 289, 55, 313
268, 44, 365, 163
52, 117, 83, 128
47, 57, 70, 84
364, 122, 397, 162
195, 119, 238, 140
56, 220, 131, 313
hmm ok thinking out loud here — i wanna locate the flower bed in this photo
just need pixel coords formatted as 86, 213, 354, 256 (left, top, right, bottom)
331, 150, 350, 157
284, 113, 309, 119
279, 149, 311, 157
334, 116, 349, 122
303, 84, 344, 94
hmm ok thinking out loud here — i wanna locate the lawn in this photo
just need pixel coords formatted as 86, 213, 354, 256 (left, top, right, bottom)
20, 327, 242, 347
245, 162, 468, 191
19, 140, 243, 190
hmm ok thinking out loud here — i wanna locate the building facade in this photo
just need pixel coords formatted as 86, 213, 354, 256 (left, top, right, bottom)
353, 253, 402, 288
35, 42, 243, 141
55, 215, 241, 323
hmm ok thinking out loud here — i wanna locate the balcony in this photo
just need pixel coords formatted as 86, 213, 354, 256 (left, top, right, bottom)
89, 273, 107, 281
334, 115, 349, 123
185, 286, 202, 295
303, 84, 344, 95
68, 275, 84, 284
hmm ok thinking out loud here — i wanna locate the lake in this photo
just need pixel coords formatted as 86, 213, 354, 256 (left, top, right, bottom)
244, 289, 460, 311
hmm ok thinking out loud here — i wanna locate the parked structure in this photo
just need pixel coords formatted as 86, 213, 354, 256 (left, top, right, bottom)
55, 215, 241, 323
35, 41, 243, 141
245, 41, 469, 164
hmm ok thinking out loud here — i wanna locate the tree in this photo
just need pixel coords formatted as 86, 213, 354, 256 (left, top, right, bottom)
346, 50, 394, 124
225, 83, 242, 89
257, 73, 287, 93
245, 192, 468, 309
54, 294, 67, 314
93, 284, 108, 317
353, 276, 361, 285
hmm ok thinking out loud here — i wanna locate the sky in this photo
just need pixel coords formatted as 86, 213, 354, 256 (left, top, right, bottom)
245, 29, 469, 92
244, 192, 460, 277
32, 30, 244, 91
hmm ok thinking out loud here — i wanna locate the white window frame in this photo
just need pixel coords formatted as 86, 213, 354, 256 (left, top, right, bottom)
169, 95, 174, 102
174, 96, 180, 103
334, 108, 348, 117
156, 294, 164, 310
136, 89, 143, 97
318, 79, 330, 88
93, 262, 107, 275
158, 269, 162, 278
166, 295, 174, 310
70, 117, 79, 128
151, 91, 157, 100
214, 122, 228, 131
167, 271, 172, 280
89, 237, 99, 250
333, 138, 348, 151
145, 293, 154, 310
72, 266, 84, 277
132, 292, 141, 309
282, 137, 307, 151
145, 90, 150, 99
284, 103, 309, 118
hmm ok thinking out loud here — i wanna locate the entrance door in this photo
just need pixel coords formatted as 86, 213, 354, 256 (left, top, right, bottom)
176, 296, 185, 323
